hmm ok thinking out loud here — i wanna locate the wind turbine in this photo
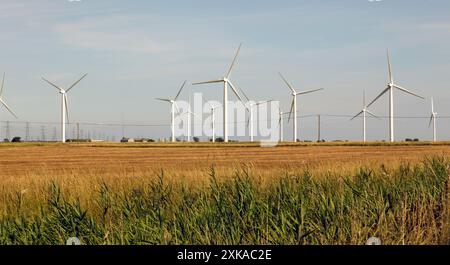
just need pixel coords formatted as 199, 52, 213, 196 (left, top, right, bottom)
42, 74, 87, 143
192, 43, 247, 142
247, 100, 272, 142
367, 49, 424, 142
204, 98, 221, 143
279, 72, 324, 142
180, 108, 196, 142
155, 81, 186, 142
235, 86, 272, 142
429, 97, 437, 142
0, 73, 19, 120
351, 90, 378, 142
278, 108, 290, 142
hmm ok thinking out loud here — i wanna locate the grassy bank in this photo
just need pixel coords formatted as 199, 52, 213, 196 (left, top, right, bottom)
0, 157, 449, 245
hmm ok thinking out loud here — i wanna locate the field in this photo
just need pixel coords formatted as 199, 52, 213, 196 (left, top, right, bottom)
0, 142, 449, 245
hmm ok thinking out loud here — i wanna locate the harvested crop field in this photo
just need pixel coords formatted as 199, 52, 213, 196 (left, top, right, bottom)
0, 142, 449, 245
1, 142, 450, 176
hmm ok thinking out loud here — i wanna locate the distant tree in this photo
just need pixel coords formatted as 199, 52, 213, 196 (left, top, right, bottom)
12, 137, 21, 143
193, 137, 200, 142
215, 137, 224, 142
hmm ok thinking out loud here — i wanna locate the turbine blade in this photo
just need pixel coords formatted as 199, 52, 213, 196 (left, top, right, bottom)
296, 88, 324, 96
192, 80, 223, 85
278, 72, 296, 94
256, 100, 273, 106
350, 111, 363, 121
173, 102, 181, 114
429, 115, 433, 128
226, 43, 242, 78
366, 110, 379, 119
0, 72, 5, 96
287, 98, 294, 123
393, 84, 424, 99
0, 98, 18, 119
174, 80, 187, 101
227, 80, 247, 107
155, 98, 172, 102
42, 77, 63, 92
367, 87, 389, 108
66, 73, 88, 93
363, 90, 366, 107
431, 97, 434, 113
387, 49, 393, 83
64, 94, 70, 123
236, 85, 250, 102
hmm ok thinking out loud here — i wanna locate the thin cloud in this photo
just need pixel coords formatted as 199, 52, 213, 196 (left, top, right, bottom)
53, 16, 178, 54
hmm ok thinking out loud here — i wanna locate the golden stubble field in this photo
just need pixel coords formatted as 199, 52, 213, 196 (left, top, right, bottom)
1, 142, 449, 213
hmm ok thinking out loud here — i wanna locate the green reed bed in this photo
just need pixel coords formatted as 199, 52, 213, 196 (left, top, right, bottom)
0, 157, 448, 245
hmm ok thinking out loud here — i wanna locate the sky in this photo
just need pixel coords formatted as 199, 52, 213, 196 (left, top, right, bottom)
0, 0, 450, 141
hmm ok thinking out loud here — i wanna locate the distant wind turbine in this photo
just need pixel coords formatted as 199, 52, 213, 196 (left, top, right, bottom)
155, 80, 186, 142
204, 98, 221, 143
193, 43, 247, 142
429, 97, 437, 142
247, 100, 272, 142
279, 72, 323, 142
0, 73, 19, 120
351, 90, 378, 142
367, 49, 424, 142
235, 86, 272, 142
278, 108, 289, 142
42, 74, 87, 143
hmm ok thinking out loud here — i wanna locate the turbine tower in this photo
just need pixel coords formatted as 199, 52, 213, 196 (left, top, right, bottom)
42, 74, 87, 143
204, 98, 220, 143
278, 108, 289, 142
429, 97, 437, 142
193, 43, 247, 142
351, 90, 378, 142
0, 73, 19, 120
367, 49, 424, 142
181, 109, 196, 142
247, 100, 272, 142
155, 80, 186, 142
233, 85, 270, 142
279, 73, 323, 142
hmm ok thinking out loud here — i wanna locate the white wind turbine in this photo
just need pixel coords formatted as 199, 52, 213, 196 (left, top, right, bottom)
42, 74, 87, 143
193, 43, 247, 142
155, 80, 186, 142
247, 100, 272, 142
0, 73, 19, 120
279, 72, 324, 142
429, 97, 437, 142
278, 108, 290, 142
204, 98, 221, 143
183, 88, 198, 142
236, 86, 272, 142
351, 90, 378, 142
180, 105, 196, 142
367, 49, 424, 142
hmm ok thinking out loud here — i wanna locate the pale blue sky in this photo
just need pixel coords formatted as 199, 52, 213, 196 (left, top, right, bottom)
1, 0, 450, 141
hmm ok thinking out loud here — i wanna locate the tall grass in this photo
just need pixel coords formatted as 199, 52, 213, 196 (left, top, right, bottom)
0, 157, 448, 245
